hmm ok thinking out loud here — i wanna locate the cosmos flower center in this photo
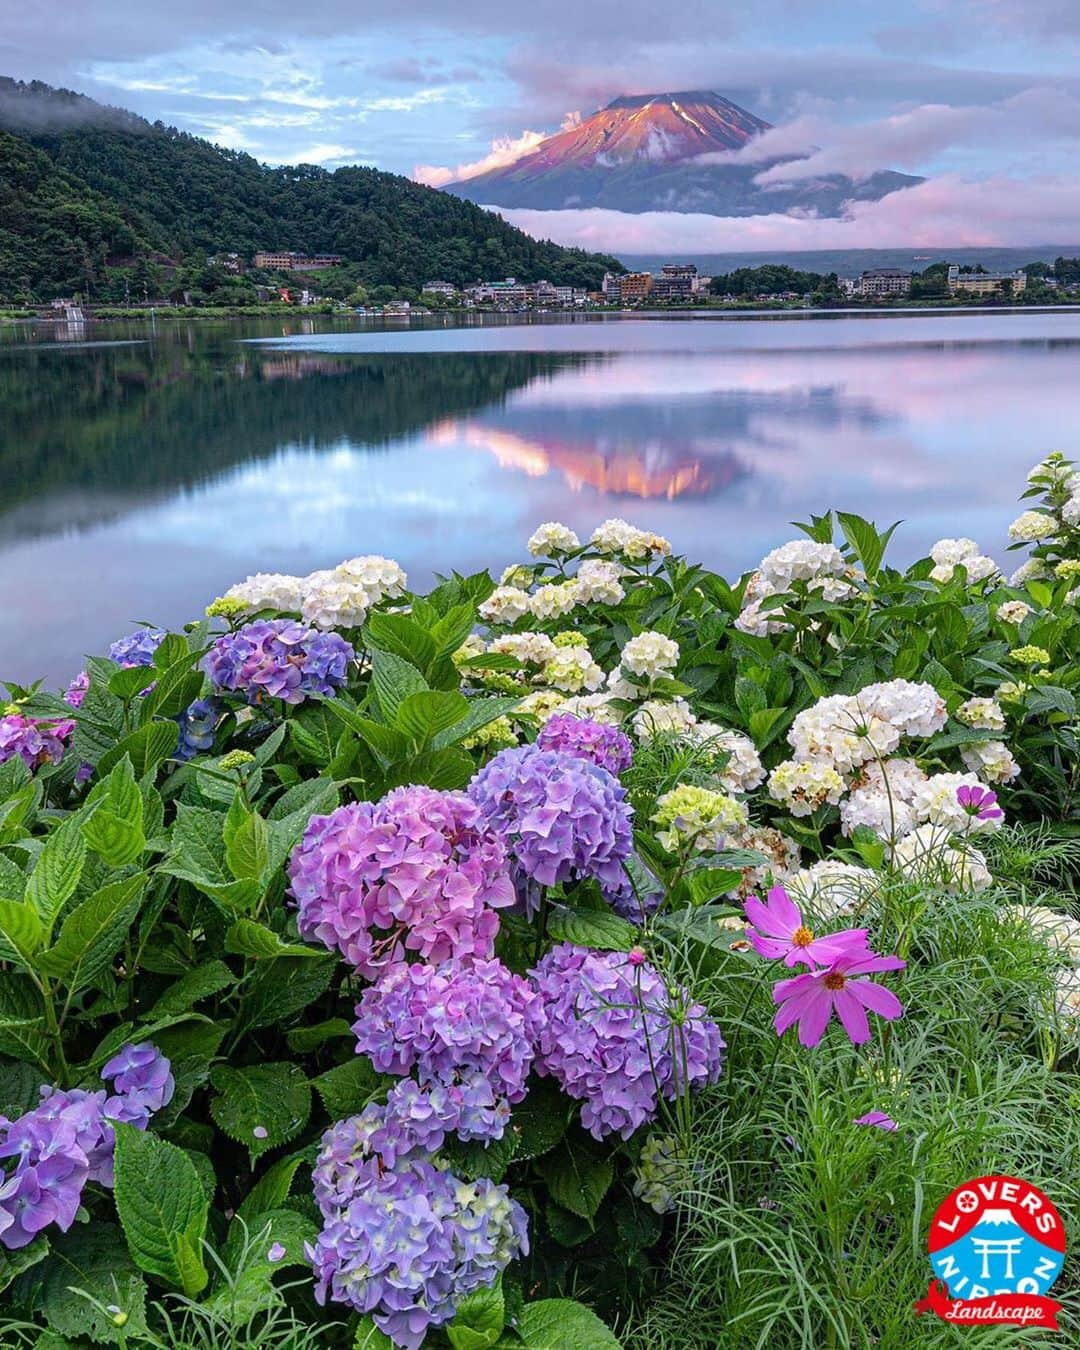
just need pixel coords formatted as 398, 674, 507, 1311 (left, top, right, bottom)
823, 971, 847, 991
792, 925, 815, 947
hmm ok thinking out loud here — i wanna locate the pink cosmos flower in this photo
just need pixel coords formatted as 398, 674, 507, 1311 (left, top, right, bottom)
854, 1111, 898, 1131
956, 785, 1003, 821
744, 886, 870, 969
772, 949, 906, 1047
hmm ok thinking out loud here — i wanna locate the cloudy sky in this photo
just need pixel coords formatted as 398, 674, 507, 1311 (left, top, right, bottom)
5, 1, 1080, 252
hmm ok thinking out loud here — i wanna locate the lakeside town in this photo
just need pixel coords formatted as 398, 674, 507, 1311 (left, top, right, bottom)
16, 251, 1080, 324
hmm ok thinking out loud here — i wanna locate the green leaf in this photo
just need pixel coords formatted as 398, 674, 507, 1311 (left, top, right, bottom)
39, 874, 145, 990
25, 817, 87, 935
0, 898, 45, 966
837, 512, 899, 581
537, 1135, 614, 1220
370, 647, 429, 721
512, 1299, 621, 1349
547, 907, 637, 953
366, 611, 439, 671
235, 954, 336, 1032
432, 697, 521, 750
209, 1062, 312, 1161
108, 665, 158, 701
0, 1058, 47, 1117
224, 808, 270, 883
384, 747, 474, 791
237, 1153, 307, 1222
224, 918, 323, 959
0, 1233, 48, 1295
82, 807, 145, 867
396, 690, 470, 747
508, 1079, 569, 1162
33, 1224, 147, 1345
113, 1123, 209, 1296
355, 1317, 396, 1350
285, 1017, 354, 1053
747, 706, 787, 748
96, 720, 180, 780
0, 976, 49, 1065
450, 1279, 505, 1350
144, 961, 235, 1019
313, 1056, 382, 1119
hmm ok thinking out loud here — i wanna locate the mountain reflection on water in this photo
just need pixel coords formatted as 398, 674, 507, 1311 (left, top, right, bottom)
3, 310, 1080, 683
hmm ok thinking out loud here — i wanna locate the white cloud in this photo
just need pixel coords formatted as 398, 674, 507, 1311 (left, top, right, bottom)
415, 129, 547, 186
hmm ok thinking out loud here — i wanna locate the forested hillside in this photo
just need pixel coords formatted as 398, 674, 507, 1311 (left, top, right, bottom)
0, 78, 623, 301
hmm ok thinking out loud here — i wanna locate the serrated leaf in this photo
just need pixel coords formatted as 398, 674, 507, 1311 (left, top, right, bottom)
38, 874, 145, 990
0, 898, 45, 966
433, 697, 521, 750
508, 1078, 569, 1162
355, 1317, 396, 1350
285, 1018, 354, 1053
224, 919, 323, 959
144, 961, 234, 1019
313, 1056, 382, 1119
82, 807, 145, 867
395, 690, 470, 747
546, 907, 637, 953
96, 721, 179, 780
370, 647, 428, 721
237, 1154, 307, 1222
0, 976, 49, 1065
34, 1224, 147, 1345
0, 1232, 47, 1295
108, 665, 158, 701
224, 808, 270, 883
113, 1123, 209, 1296
235, 954, 336, 1032
537, 1136, 613, 1220
384, 746, 474, 791
449, 1279, 505, 1350
209, 1062, 311, 1161
25, 817, 87, 935
513, 1298, 622, 1349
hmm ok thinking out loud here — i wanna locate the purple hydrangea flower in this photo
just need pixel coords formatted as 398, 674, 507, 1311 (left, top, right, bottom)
204, 619, 353, 705
175, 698, 219, 762
64, 671, 90, 709
0, 714, 73, 771
537, 714, 633, 776
469, 746, 633, 905
309, 1104, 528, 1349
108, 628, 166, 668
353, 959, 534, 1141
528, 944, 724, 1140
289, 787, 514, 980
101, 1042, 175, 1127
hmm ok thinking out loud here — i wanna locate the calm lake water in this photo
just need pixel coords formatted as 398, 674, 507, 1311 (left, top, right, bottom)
4, 308, 1079, 684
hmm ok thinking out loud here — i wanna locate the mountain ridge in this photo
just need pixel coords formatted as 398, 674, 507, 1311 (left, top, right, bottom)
445, 90, 922, 216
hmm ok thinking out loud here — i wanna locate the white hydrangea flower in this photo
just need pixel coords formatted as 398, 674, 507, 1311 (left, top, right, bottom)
529, 581, 579, 621
930, 538, 979, 567
1053, 967, 1080, 1022
1008, 510, 1057, 542
632, 1134, 683, 1215
787, 694, 901, 772
930, 554, 1000, 584
620, 631, 680, 680
1009, 559, 1051, 586
527, 522, 580, 557
996, 600, 1033, 625
589, 519, 670, 561
478, 586, 532, 624
334, 555, 408, 601
453, 633, 487, 663
537, 648, 605, 694
605, 666, 643, 701
840, 788, 917, 843
632, 699, 697, 741
652, 784, 748, 854
622, 529, 672, 562
891, 823, 991, 891
786, 859, 877, 920
488, 632, 558, 666
223, 572, 306, 614
959, 739, 1020, 784
572, 559, 626, 606
688, 723, 765, 792
955, 697, 1006, 731
1062, 493, 1080, 527
767, 758, 845, 816
514, 689, 567, 721
1004, 906, 1080, 963
858, 679, 948, 738
758, 540, 846, 593
500, 563, 536, 588
557, 692, 624, 725
734, 598, 790, 636
300, 570, 372, 629
726, 825, 801, 899
851, 757, 928, 803
912, 772, 1003, 832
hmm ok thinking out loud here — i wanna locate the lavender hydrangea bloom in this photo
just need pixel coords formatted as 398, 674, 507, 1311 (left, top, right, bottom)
537, 713, 633, 776
175, 698, 219, 762
309, 1103, 528, 1349
528, 944, 724, 1140
65, 671, 89, 708
469, 747, 633, 904
204, 619, 353, 705
101, 1042, 175, 1127
289, 787, 514, 980
353, 959, 534, 1141
0, 715, 73, 771
0, 1044, 171, 1249
108, 628, 166, 667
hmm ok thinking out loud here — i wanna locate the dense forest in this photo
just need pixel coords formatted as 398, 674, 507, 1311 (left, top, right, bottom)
0, 78, 624, 302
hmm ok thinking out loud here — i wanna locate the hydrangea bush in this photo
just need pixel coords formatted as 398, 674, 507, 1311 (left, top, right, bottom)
0, 471, 1076, 1347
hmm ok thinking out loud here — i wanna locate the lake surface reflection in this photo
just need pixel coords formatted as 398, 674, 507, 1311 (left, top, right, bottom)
3, 309, 1079, 683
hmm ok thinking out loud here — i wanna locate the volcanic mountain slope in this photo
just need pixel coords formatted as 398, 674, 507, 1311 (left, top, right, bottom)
445, 91, 921, 215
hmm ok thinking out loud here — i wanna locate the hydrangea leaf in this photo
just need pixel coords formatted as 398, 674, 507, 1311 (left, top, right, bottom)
224, 919, 324, 960
0, 897, 45, 966
508, 1078, 570, 1162
0, 1232, 48, 1296
395, 690, 470, 748
511, 1298, 622, 1349
449, 1277, 505, 1349
32, 1224, 148, 1345
236, 1153, 307, 1222
547, 907, 637, 953
113, 1124, 209, 1296
355, 1317, 396, 1350
95, 720, 179, 780
143, 960, 235, 1019
24, 815, 86, 935
370, 646, 429, 721
38, 874, 145, 990
234, 954, 336, 1032
312, 1056, 383, 1119
209, 1061, 312, 1161
537, 1136, 614, 1220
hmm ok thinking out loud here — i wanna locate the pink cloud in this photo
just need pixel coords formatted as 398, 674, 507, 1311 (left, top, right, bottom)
491, 174, 1080, 252
415, 129, 547, 186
